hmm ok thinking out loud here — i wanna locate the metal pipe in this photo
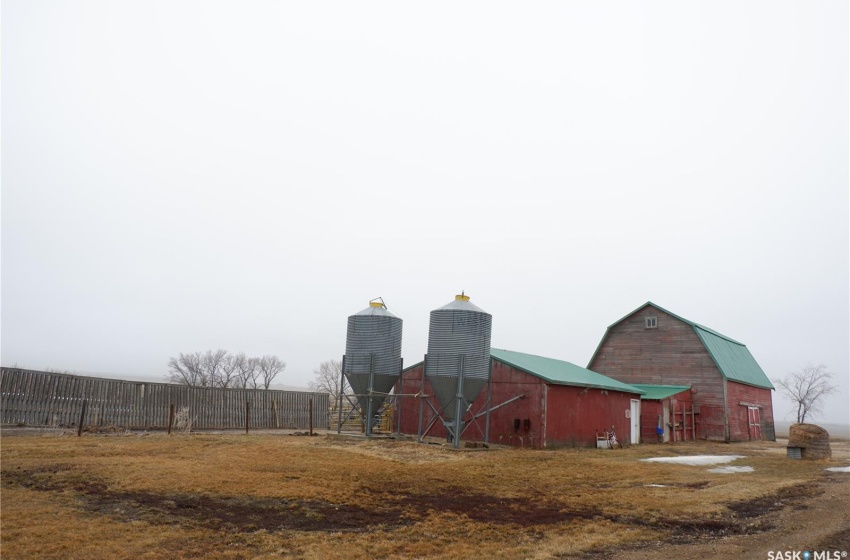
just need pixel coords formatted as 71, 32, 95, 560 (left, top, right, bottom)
470, 394, 526, 420
420, 395, 451, 439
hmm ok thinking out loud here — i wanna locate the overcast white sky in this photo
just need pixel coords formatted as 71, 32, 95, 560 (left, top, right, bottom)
2, 1, 848, 424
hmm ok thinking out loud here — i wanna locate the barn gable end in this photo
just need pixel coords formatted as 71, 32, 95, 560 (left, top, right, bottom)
588, 302, 775, 442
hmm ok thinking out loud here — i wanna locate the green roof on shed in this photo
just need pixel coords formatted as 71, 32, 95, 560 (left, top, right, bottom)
491, 349, 644, 394
594, 302, 774, 390
630, 384, 691, 400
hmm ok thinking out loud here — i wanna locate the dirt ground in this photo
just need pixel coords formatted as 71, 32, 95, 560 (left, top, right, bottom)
584, 471, 850, 559
581, 436, 850, 560
1, 428, 848, 559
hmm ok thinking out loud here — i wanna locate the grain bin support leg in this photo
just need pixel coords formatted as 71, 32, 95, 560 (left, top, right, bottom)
337, 356, 346, 434
417, 355, 426, 443
365, 354, 375, 437
484, 358, 493, 445
453, 356, 465, 449
395, 358, 403, 435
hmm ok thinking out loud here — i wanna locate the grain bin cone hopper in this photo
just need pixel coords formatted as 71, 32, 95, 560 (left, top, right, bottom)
341, 299, 403, 436
424, 293, 492, 448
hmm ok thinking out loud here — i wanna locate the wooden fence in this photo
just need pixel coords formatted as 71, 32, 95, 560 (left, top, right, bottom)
0, 368, 330, 431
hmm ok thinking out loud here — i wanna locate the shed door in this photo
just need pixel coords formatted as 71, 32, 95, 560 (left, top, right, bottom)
630, 399, 640, 444
748, 407, 762, 441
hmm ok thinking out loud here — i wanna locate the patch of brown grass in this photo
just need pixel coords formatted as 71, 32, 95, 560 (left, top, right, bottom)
2, 431, 846, 559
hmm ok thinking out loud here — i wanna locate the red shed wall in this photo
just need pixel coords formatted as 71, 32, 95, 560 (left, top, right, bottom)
544, 385, 637, 447
726, 381, 776, 441
486, 361, 548, 448
640, 400, 663, 442
588, 305, 727, 440
395, 364, 446, 439
393, 362, 546, 448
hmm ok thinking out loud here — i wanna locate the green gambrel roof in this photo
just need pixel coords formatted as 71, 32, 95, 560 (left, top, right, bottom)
693, 326, 774, 389
597, 302, 774, 390
630, 384, 691, 400
491, 349, 644, 394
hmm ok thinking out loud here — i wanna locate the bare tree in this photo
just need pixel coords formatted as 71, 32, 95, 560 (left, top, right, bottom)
201, 349, 229, 387
168, 352, 204, 386
217, 353, 240, 388
45, 367, 76, 374
309, 360, 347, 404
258, 355, 286, 390
235, 353, 262, 389
168, 350, 286, 390
775, 364, 839, 424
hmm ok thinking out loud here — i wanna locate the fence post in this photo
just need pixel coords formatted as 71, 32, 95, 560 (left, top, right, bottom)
167, 404, 175, 435
245, 401, 250, 434
309, 398, 313, 436
272, 400, 279, 429
77, 400, 88, 437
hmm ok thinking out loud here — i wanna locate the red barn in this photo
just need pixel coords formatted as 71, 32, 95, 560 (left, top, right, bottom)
587, 302, 775, 442
394, 348, 644, 449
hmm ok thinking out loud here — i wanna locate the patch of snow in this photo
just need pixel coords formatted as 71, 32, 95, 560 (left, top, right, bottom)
708, 466, 754, 474
640, 455, 745, 466
825, 466, 850, 473
644, 484, 670, 487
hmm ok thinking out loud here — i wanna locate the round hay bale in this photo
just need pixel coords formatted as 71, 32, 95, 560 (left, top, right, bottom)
788, 423, 831, 460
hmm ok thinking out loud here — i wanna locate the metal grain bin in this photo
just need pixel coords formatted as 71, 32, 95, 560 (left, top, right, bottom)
343, 300, 403, 432
425, 293, 492, 440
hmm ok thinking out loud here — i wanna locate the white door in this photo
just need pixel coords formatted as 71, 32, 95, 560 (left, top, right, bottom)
630, 399, 641, 444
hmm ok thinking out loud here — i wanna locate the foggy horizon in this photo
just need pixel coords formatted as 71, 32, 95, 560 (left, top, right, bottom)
2, 1, 848, 425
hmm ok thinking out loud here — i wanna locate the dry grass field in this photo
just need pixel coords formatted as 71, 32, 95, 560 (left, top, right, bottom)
2, 429, 848, 559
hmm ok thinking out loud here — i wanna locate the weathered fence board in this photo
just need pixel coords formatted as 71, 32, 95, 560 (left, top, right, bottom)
0, 368, 329, 431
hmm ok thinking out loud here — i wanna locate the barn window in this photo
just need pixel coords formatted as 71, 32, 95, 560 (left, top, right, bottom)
645, 316, 657, 329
